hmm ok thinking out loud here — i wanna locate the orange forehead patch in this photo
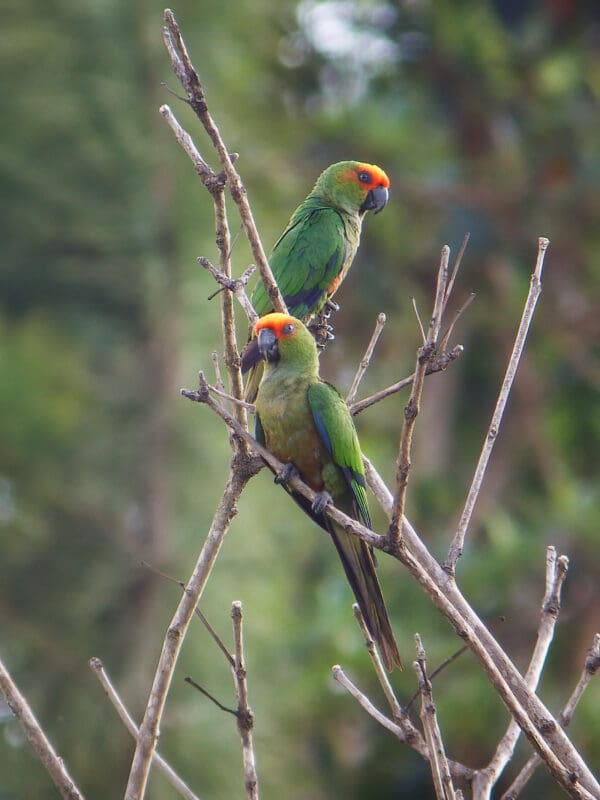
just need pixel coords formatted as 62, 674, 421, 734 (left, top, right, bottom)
357, 162, 390, 188
339, 162, 390, 191
254, 312, 300, 339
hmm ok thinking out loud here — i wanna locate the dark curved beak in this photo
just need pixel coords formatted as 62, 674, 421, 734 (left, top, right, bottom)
359, 185, 389, 215
257, 327, 280, 363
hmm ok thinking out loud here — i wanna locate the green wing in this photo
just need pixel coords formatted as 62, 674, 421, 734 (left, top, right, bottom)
252, 205, 347, 319
307, 381, 371, 528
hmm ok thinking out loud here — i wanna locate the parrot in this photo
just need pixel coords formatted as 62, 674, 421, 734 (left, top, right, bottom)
242, 160, 390, 401
253, 312, 402, 671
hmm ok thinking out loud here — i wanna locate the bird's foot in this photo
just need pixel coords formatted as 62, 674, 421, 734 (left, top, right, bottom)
323, 298, 340, 318
274, 462, 299, 486
312, 491, 333, 515
308, 321, 335, 350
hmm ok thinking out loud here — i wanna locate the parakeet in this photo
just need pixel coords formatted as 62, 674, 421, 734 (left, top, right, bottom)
242, 160, 390, 401
253, 312, 402, 671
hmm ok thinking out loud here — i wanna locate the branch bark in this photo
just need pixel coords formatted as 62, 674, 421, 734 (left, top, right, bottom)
414, 635, 457, 800
231, 602, 259, 800
0, 654, 85, 800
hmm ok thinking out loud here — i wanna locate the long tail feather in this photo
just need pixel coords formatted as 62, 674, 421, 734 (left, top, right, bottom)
328, 521, 402, 671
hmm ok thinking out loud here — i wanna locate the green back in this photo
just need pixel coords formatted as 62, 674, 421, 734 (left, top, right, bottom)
307, 381, 371, 528
252, 200, 350, 319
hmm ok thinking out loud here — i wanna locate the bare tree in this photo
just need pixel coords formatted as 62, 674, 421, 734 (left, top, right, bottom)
1, 9, 598, 800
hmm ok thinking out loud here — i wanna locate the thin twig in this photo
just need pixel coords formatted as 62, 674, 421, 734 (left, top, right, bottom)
209, 383, 256, 411
211, 352, 224, 393
163, 9, 287, 315
404, 645, 469, 712
443, 233, 470, 311
140, 560, 235, 667
0, 654, 85, 800
502, 633, 600, 800
389, 246, 450, 544
349, 345, 464, 416
439, 293, 476, 353
346, 313, 387, 405
88, 658, 201, 800
231, 602, 259, 800
184, 676, 237, 716
412, 297, 427, 343
414, 635, 457, 800
332, 664, 418, 742
445, 237, 550, 574
472, 547, 569, 798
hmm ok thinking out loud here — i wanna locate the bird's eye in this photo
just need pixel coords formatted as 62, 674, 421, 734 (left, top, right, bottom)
358, 170, 371, 184
282, 323, 295, 335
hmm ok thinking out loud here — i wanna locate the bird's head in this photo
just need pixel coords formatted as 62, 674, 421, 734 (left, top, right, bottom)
313, 161, 390, 217
254, 313, 318, 370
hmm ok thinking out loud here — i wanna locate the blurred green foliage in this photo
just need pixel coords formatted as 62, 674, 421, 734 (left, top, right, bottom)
1, 1, 599, 798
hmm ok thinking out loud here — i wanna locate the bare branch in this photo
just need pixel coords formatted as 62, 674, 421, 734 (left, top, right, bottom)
414, 635, 457, 800
208, 383, 255, 411
162, 9, 287, 315
0, 654, 85, 800
345, 313, 387, 405
88, 658, 201, 800
445, 237, 550, 574
159, 104, 214, 183
473, 547, 569, 798
443, 233, 470, 311
124, 458, 259, 800
411, 297, 427, 344
140, 560, 235, 667
184, 375, 600, 797
439, 292, 476, 353
332, 662, 473, 784
185, 677, 238, 716
502, 634, 600, 800
349, 345, 464, 416
231, 602, 259, 800
332, 664, 416, 742
389, 246, 450, 544
352, 605, 442, 765
405, 646, 469, 713
360, 455, 600, 800
199, 258, 258, 327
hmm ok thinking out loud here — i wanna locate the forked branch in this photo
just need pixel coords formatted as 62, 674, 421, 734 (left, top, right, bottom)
445, 237, 549, 574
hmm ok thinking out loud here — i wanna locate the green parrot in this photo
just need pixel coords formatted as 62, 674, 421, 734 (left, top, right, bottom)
242, 160, 390, 401
253, 312, 402, 671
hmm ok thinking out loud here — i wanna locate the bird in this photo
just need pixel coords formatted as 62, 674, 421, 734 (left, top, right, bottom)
242, 160, 390, 401
253, 312, 402, 671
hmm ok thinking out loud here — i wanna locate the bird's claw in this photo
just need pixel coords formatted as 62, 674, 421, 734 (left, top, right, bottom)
274, 462, 299, 486
325, 299, 340, 316
312, 491, 333, 515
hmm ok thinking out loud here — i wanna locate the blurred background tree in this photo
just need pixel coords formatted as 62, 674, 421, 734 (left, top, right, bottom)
1, 1, 598, 797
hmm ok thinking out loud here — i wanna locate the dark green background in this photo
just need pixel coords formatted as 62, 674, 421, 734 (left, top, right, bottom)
1, 1, 599, 797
